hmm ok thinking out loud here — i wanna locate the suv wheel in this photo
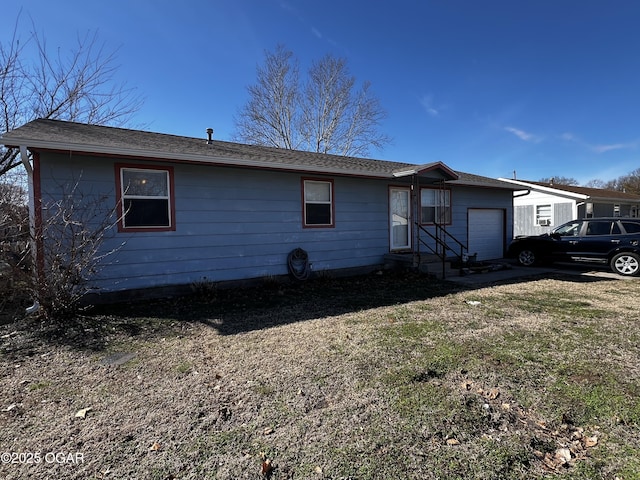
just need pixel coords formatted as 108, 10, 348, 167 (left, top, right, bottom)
517, 249, 536, 267
610, 252, 640, 276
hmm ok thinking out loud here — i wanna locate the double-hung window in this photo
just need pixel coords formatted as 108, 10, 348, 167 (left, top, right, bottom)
420, 188, 451, 224
116, 164, 175, 232
303, 179, 334, 227
535, 204, 552, 226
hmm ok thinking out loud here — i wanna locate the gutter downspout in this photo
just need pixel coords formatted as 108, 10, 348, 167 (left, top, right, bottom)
19, 146, 40, 315
513, 189, 531, 198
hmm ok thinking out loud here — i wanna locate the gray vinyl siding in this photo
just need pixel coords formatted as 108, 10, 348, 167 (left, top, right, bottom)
417, 185, 513, 255
514, 205, 534, 237
38, 154, 391, 292
38, 153, 514, 294
513, 202, 573, 237
554, 202, 573, 225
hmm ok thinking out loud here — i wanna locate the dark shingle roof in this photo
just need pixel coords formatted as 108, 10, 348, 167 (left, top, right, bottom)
1, 119, 517, 189
2, 119, 414, 176
522, 180, 640, 201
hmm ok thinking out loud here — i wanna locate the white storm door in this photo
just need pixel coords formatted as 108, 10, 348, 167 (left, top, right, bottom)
390, 187, 411, 250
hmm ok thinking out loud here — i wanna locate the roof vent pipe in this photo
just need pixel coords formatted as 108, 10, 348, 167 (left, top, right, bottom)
206, 128, 213, 144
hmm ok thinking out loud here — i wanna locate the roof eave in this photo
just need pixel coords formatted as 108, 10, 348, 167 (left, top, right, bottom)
5, 138, 396, 179
497, 178, 588, 199
446, 179, 521, 190
392, 161, 459, 180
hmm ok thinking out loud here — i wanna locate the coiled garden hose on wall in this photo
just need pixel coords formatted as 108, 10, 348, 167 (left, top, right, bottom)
287, 248, 311, 281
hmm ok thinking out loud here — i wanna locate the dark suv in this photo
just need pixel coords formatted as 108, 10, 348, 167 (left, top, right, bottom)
506, 218, 640, 276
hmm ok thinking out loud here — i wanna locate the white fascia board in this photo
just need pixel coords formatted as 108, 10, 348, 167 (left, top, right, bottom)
497, 178, 588, 200
392, 168, 418, 178
14, 139, 395, 179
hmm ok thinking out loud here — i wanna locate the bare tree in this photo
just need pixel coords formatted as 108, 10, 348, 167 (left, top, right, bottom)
235, 46, 390, 157
584, 179, 607, 189
613, 168, 640, 195
0, 171, 29, 262
538, 176, 579, 186
234, 45, 300, 150
0, 15, 143, 177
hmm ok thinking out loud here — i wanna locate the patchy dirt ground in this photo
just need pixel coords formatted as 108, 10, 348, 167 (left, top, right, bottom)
1, 271, 639, 479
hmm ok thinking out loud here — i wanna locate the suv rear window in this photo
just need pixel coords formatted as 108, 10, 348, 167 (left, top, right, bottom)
622, 221, 640, 233
586, 221, 619, 235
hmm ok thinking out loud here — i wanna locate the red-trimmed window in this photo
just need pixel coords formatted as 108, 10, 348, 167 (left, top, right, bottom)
116, 164, 175, 232
302, 178, 334, 227
420, 188, 451, 224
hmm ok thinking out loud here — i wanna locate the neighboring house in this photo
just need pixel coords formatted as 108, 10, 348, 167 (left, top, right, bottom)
498, 178, 640, 237
2, 119, 518, 298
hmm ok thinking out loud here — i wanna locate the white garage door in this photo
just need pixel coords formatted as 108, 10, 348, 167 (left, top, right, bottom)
467, 209, 504, 261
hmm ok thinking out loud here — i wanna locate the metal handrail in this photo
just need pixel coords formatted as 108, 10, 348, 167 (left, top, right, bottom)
416, 223, 468, 278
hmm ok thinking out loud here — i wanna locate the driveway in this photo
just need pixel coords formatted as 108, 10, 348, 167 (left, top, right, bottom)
444, 260, 637, 286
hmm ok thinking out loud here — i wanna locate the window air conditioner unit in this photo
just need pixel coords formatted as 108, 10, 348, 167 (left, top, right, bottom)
538, 218, 551, 226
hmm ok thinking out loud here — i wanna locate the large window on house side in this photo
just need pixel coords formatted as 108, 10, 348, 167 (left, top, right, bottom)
420, 188, 451, 224
303, 179, 334, 227
535, 204, 552, 226
116, 165, 175, 231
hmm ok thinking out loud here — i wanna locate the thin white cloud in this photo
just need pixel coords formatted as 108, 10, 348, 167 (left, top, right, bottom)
420, 95, 439, 117
591, 142, 635, 153
504, 126, 541, 143
559, 132, 637, 153
559, 132, 576, 141
311, 27, 322, 39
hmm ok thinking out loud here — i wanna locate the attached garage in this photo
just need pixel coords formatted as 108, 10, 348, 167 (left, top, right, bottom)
467, 208, 505, 260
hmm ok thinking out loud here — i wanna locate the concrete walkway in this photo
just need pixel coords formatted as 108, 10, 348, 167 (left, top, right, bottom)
440, 261, 636, 286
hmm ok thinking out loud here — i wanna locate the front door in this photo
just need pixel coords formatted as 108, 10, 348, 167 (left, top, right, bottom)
389, 187, 411, 250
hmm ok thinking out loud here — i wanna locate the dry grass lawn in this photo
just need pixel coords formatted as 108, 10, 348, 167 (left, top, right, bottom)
1, 270, 640, 479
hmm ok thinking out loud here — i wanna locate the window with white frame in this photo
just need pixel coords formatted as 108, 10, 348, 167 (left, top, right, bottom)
535, 204, 552, 226
303, 179, 334, 227
420, 188, 451, 224
117, 165, 174, 231
614, 204, 621, 217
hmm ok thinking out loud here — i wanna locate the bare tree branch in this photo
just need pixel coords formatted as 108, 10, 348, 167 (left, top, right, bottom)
235, 46, 390, 157
0, 15, 143, 177
36, 176, 125, 317
234, 45, 300, 149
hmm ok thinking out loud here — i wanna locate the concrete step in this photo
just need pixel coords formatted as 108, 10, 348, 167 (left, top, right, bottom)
383, 252, 460, 278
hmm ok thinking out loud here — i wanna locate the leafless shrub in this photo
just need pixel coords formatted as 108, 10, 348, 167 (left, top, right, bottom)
35, 179, 124, 318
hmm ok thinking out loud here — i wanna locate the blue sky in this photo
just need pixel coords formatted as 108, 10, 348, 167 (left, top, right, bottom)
4, 1, 640, 184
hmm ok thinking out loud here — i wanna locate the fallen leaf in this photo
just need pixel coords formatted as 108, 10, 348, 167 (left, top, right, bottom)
149, 442, 161, 451
75, 407, 92, 419
584, 436, 598, 448
314, 466, 323, 474
263, 427, 274, 435
446, 438, 460, 446
261, 458, 273, 476
486, 388, 500, 400
554, 448, 572, 464
543, 453, 560, 471
95, 466, 111, 479
571, 429, 584, 441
